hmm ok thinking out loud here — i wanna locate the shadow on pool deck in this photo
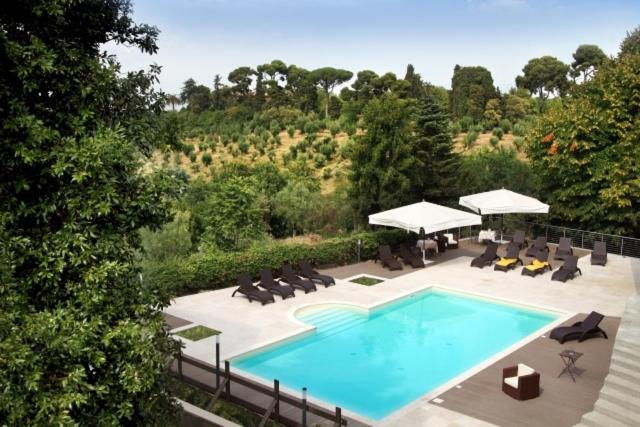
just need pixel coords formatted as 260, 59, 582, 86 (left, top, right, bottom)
432, 314, 620, 427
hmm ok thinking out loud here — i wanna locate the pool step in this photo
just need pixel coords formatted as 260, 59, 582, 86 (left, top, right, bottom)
310, 312, 368, 337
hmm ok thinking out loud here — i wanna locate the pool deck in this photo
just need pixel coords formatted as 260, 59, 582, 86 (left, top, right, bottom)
165, 241, 638, 426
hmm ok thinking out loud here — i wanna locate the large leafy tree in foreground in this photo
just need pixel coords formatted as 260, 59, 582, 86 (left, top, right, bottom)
349, 94, 418, 218
526, 49, 640, 236
0, 1, 181, 424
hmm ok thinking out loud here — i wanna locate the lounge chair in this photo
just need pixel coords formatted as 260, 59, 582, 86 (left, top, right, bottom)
259, 269, 295, 299
550, 311, 608, 344
554, 237, 573, 260
444, 233, 458, 249
231, 273, 275, 305
525, 236, 549, 258
435, 234, 447, 253
470, 242, 500, 268
551, 255, 582, 282
378, 245, 403, 271
280, 264, 317, 293
591, 241, 607, 266
494, 242, 523, 272
511, 230, 528, 249
521, 251, 552, 277
399, 244, 425, 268
299, 261, 335, 287
502, 364, 540, 401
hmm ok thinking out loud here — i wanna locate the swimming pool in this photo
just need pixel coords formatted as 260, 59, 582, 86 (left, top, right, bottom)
232, 289, 558, 420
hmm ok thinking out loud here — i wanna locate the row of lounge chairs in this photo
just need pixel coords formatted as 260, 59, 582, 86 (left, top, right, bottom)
471, 234, 607, 282
379, 244, 425, 271
232, 261, 336, 305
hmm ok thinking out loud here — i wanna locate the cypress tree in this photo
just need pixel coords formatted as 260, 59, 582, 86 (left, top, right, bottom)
413, 95, 461, 205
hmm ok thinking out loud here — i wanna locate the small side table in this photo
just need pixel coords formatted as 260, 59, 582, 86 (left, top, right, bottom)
558, 349, 583, 382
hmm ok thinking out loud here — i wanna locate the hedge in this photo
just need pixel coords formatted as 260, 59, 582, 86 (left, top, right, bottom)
144, 229, 408, 296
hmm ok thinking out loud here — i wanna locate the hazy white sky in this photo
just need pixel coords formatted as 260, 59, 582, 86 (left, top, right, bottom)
109, 0, 640, 94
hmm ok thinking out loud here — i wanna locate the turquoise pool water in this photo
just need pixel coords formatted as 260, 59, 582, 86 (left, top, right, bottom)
233, 289, 557, 420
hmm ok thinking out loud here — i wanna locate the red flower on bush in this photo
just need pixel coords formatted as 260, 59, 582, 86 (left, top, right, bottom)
570, 142, 577, 152
548, 142, 558, 155
542, 132, 554, 143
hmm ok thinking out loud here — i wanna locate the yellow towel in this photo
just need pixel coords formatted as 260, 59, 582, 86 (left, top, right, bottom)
525, 259, 549, 271
496, 258, 517, 267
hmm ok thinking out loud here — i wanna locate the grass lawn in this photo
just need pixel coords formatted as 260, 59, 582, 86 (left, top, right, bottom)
350, 276, 385, 286
176, 325, 220, 341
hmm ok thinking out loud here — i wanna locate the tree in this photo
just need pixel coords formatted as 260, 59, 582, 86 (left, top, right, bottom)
0, 1, 181, 424
516, 56, 569, 99
526, 53, 640, 235
412, 96, 461, 205
504, 88, 534, 122
180, 78, 198, 103
228, 66, 255, 104
349, 94, 418, 218
483, 98, 503, 128
166, 94, 180, 111
404, 64, 425, 99
571, 44, 607, 82
272, 180, 321, 236
200, 177, 267, 250
619, 26, 640, 57
450, 65, 497, 121
211, 74, 229, 110
286, 65, 318, 113
310, 67, 353, 117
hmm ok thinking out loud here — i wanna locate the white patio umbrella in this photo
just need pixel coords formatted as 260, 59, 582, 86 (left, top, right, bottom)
369, 201, 482, 260
459, 189, 549, 241
369, 201, 482, 234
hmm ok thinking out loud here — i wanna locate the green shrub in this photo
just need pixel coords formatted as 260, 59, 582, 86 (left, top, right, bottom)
460, 116, 474, 132
344, 123, 357, 137
492, 127, 504, 139
489, 136, 500, 148
313, 153, 327, 168
304, 120, 321, 134
513, 136, 524, 152
322, 167, 332, 180
471, 123, 484, 133
499, 119, 512, 134
188, 152, 197, 163
143, 230, 408, 295
513, 120, 530, 137
238, 140, 249, 154
449, 121, 462, 137
201, 152, 213, 166
329, 121, 341, 137
464, 131, 479, 150
286, 125, 295, 138
269, 119, 281, 134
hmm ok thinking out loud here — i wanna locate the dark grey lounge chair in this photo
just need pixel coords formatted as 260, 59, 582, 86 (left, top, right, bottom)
591, 241, 607, 266
525, 236, 549, 258
511, 230, 528, 249
280, 264, 317, 293
471, 242, 500, 268
494, 242, 523, 272
554, 237, 573, 260
521, 251, 552, 277
400, 244, 425, 268
551, 255, 582, 282
299, 261, 335, 287
378, 245, 403, 271
259, 269, 295, 299
550, 311, 608, 343
232, 273, 275, 305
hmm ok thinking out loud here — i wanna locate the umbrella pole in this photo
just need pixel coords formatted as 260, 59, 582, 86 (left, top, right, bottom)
501, 214, 504, 243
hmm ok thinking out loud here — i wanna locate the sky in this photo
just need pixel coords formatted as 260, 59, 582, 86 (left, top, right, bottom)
109, 0, 640, 95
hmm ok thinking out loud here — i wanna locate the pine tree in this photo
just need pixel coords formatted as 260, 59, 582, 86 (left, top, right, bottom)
413, 95, 461, 205
350, 94, 418, 218
404, 64, 424, 99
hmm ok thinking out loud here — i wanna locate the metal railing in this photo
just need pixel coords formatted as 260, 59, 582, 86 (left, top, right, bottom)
174, 346, 349, 427
449, 220, 640, 259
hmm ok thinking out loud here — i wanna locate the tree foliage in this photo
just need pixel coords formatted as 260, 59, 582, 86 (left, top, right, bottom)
619, 25, 640, 57
526, 53, 640, 235
412, 96, 461, 205
516, 56, 569, 99
570, 44, 607, 82
0, 1, 182, 424
349, 94, 418, 218
450, 65, 497, 121
310, 67, 353, 117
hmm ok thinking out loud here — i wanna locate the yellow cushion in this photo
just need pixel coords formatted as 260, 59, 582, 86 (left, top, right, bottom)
525, 260, 549, 271
496, 258, 517, 267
